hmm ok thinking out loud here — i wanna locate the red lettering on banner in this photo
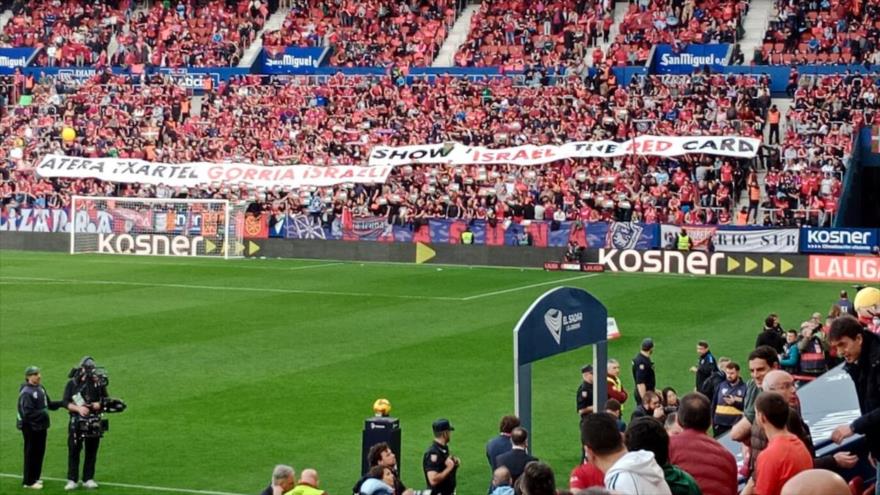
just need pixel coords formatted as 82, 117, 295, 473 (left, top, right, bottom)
207, 167, 223, 180
656, 140, 672, 152
809, 255, 880, 282
527, 222, 548, 247
485, 223, 505, 246
496, 152, 510, 162
512, 150, 529, 161
243, 169, 258, 180
448, 221, 467, 244
225, 167, 243, 181
413, 224, 431, 244
323, 167, 339, 179
257, 169, 273, 181
339, 169, 355, 179
279, 169, 297, 181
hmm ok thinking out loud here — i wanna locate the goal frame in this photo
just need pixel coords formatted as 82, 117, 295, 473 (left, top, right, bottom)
69, 196, 243, 259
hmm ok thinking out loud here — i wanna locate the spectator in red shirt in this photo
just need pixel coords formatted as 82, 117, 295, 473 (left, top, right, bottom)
753, 392, 813, 495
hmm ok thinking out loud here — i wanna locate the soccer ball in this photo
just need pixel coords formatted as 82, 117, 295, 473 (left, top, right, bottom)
373, 398, 392, 416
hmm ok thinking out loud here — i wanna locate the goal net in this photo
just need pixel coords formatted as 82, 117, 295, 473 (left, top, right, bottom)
70, 196, 249, 258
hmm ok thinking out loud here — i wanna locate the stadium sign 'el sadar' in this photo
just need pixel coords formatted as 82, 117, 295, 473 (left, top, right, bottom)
597, 249, 809, 278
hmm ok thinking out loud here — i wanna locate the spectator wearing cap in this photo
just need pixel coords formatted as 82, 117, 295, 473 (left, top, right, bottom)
632, 338, 656, 406
423, 419, 459, 495
17, 365, 62, 490
577, 365, 595, 418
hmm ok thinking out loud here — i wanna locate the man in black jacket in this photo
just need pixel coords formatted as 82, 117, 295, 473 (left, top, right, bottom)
830, 316, 880, 486
17, 366, 62, 489
690, 340, 717, 393
494, 427, 537, 484
756, 314, 786, 353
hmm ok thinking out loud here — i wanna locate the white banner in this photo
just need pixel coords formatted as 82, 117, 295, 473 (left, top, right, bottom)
369, 135, 762, 166
713, 228, 800, 253
34, 155, 393, 189
661, 224, 800, 253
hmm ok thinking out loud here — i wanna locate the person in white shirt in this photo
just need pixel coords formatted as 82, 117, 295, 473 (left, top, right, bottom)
581, 412, 672, 495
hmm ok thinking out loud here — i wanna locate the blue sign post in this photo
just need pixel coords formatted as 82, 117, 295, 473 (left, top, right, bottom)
514, 287, 609, 436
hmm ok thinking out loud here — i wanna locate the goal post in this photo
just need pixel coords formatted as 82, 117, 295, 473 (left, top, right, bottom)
70, 196, 249, 258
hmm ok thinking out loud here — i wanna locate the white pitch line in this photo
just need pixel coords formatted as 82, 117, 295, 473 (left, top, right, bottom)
0, 473, 247, 495
1, 255, 344, 272
0, 276, 461, 301
461, 273, 601, 301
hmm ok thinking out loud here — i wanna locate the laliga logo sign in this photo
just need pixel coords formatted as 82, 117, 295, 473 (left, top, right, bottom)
543, 308, 584, 345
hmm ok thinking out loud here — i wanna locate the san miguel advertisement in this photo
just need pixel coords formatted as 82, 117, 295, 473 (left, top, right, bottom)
800, 228, 879, 254
809, 255, 880, 283
651, 44, 730, 74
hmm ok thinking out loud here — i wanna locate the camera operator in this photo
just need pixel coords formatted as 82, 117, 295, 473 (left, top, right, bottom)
62, 357, 109, 491
18, 366, 63, 489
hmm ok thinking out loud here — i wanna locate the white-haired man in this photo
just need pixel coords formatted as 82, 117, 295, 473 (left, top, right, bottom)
260, 465, 295, 495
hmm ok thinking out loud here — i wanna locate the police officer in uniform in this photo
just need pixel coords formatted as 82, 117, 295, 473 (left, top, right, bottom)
62, 357, 109, 490
18, 366, 62, 489
632, 338, 656, 406
423, 419, 459, 495
576, 365, 595, 418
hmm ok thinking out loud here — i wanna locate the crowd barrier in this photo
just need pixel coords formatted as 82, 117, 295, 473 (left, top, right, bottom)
6, 42, 875, 95
3, 230, 877, 283
2, 210, 876, 256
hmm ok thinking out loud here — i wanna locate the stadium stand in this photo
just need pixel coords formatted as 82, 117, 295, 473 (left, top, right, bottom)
758, 0, 880, 65
261, 0, 457, 67
112, 0, 268, 68
1, 69, 776, 226
611, 0, 748, 66
453, 0, 613, 68
1, 0, 128, 67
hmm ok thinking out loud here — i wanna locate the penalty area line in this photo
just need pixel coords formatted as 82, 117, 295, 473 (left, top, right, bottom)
0, 473, 247, 495
0, 276, 461, 301
460, 273, 601, 301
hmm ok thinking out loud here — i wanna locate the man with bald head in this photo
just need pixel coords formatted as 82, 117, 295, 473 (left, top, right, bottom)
288, 468, 327, 495
760, 370, 857, 471
780, 469, 850, 495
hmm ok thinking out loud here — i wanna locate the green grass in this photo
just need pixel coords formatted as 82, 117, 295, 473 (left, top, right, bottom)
0, 250, 842, 495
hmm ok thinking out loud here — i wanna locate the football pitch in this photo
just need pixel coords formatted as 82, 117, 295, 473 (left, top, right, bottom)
0, 250, 842, 495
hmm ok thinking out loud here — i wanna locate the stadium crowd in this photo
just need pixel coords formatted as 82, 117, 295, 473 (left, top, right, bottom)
112, 0, 268, 68
613, 0, 747, 65
1, 0, 128, 67
254, 293, 880, 495
0, 68, 791, 227
758, 0, 880, 65
261, 0, 457, 67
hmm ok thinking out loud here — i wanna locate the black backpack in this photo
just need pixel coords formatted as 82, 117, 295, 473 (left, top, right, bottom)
700, 368, 725, 399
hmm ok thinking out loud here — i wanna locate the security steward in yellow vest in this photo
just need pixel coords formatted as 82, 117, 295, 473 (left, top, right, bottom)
676, 229, 692, 251
460, 227, 473, 245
